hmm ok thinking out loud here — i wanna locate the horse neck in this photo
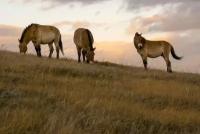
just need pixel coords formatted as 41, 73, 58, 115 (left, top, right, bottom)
134, 41, 139, 49
22, 29, 33, 45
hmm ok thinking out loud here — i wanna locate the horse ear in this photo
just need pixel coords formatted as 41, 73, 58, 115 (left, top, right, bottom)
93, 47, 96, 51
18, 39, 20, 43
135, 32, 139, 36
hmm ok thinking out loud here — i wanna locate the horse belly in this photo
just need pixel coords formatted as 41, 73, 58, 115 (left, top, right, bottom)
147, 46, 163, 58
41, 33, 55, 44
147, 51, 162, 58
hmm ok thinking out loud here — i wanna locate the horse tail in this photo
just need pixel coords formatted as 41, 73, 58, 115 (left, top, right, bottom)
59, 35, 64, 55
86, 29, 94, 51
171, 46, 182, 60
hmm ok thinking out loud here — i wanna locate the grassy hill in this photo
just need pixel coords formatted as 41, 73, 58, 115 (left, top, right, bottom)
0, 51, 200, 134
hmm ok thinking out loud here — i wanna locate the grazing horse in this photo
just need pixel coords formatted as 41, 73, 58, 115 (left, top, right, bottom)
18, 23, 64, 59
134, 32, 182, 73
73, 28, 96, 63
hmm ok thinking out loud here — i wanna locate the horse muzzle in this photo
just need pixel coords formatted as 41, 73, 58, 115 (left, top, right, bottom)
138, 43, 143, 49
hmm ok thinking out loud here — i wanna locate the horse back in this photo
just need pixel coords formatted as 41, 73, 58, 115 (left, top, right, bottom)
33, 24, 61, 44
146, 40, 170, 49
38, 25, 60, 34
74, 28, 93, 50
40, 25, 60, 39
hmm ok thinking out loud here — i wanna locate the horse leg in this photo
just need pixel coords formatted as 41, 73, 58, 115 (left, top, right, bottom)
82, 50, 86, 62
77, 48, 81, 63
48, 43, 54, 58
34, 45, 41, 57
142, 56, 148, 70
37, 45, 41, 57
53, 40, 60, 59
38, 46, 42, 57
163, 55, 172, 73
34, 46, 38, 56
166, 60, 172, 73
56, 46, 59, 59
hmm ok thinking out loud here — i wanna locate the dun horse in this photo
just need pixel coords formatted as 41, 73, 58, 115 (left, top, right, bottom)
73, 28, 96, 63
18, 23, 64, 58
134, 32, 182, 73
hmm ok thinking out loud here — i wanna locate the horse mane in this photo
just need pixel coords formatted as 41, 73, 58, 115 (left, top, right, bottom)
86, 29, 94, 51
141, 36, 146, 44
19, 23, 37, 43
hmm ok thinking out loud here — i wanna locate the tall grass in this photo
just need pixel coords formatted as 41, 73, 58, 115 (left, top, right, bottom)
0, 51, 200, 134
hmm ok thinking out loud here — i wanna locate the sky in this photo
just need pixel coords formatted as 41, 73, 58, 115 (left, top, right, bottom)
0, 0, 200, 73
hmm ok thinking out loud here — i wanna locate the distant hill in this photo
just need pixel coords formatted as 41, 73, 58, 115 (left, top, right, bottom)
0, 51, 200, 134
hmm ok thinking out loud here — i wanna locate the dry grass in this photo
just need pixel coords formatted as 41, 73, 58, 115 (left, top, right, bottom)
0, 50, 200, 134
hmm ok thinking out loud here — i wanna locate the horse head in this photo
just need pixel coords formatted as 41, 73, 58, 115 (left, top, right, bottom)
18, 39, 27, 54
86, 47, 96, 63
134, 32, 146, 49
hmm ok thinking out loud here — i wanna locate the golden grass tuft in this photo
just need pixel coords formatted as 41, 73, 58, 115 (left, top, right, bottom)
0, 51, 200, 134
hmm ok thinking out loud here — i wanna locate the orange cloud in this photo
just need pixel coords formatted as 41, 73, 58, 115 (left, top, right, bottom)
94, 41, 139, 65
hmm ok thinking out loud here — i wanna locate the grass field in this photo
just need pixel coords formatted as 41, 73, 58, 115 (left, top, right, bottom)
0, 51, 200, 134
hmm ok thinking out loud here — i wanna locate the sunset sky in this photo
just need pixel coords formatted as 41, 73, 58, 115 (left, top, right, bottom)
0, 0, 200, 73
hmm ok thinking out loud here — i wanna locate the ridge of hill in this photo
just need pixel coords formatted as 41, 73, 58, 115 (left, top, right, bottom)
0, 51, 200, 134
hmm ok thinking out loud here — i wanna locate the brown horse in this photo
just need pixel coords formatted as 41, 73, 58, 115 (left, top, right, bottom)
18, 23, 64, 58
73, 28, 96, 63
134, 32, 182, 73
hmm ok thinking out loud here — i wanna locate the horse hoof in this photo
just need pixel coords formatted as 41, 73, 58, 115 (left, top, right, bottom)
167, 70, 173, 73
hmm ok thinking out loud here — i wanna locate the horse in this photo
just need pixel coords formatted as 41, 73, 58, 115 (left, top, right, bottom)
18, 23, 64, 59
73, 28, 96, 63
134, 32, 182, 73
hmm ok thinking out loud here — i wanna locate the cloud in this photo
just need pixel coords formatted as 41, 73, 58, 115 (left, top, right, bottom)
44, 0, 107, 5
0, 25, 22, 52
0, 24, 22, 49
12, 0, 109, 8
124, 0, 199, 10
0, 25, 21, 37
53, 21, 91, 30
126, 2, 200, 34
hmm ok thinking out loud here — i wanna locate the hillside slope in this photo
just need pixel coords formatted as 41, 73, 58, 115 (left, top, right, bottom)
0, 51, 200, 134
